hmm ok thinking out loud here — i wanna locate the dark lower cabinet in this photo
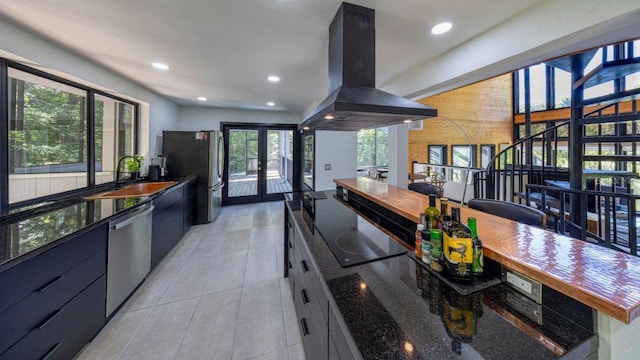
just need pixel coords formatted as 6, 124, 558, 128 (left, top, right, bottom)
286, 205, 358, 360
0, 224, 108, 359
1, 275, 106, 360
151, 182, 187, 269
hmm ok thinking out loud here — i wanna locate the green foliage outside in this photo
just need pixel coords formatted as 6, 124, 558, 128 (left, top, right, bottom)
358, 128, 388, 167
9, 80, 87, 171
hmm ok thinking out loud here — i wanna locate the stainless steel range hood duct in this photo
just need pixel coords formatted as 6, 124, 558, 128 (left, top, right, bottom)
299, 2, 437, 131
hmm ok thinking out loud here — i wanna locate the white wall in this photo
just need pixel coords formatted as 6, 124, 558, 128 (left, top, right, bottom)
387, 124, 408, 188
314, 131, 357, 191
0, 16, 180, 165
178, 106, 300, 132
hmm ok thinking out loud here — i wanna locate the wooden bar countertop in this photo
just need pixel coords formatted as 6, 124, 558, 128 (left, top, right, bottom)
335, 177, 640, 324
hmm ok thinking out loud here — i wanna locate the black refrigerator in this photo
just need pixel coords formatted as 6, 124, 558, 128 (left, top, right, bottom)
163, 130, 224, 223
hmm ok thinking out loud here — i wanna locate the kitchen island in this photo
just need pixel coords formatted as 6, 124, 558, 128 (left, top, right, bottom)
284, 189, 599, 359
331, 177, 640, 359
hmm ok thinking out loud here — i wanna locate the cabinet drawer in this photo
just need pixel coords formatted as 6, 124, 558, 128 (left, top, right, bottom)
153, 184, 182, 214
0, 224, 107, 313
329, 304, 357, 360
299, 314, 328, 360
0, 248, 106, 353
296, 243, 328, 322
0, 274, 106, 360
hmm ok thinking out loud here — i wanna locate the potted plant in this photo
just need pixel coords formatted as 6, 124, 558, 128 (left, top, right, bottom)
126, 154, 143, 180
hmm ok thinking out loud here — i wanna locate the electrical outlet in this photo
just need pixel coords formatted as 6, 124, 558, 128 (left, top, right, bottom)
325, 164, 331, 170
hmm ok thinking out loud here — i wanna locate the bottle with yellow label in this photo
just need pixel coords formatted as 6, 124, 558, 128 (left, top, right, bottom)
442, 207, 473, 281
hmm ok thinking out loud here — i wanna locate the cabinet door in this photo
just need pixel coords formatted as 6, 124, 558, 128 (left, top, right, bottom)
151, 197, 184, 269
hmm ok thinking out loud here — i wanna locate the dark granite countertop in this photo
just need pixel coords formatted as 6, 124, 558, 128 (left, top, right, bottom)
285, 192, 597, 360
0, 178, 193, 272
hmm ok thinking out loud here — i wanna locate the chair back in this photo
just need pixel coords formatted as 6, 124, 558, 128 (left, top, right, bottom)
408, 183, 442, 198
467, 198, 547, 228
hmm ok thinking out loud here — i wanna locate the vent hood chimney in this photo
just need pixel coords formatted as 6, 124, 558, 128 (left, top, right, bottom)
299, 2, 437, 131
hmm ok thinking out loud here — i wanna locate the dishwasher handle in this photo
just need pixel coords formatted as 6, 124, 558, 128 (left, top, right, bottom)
111, 205, 155, 231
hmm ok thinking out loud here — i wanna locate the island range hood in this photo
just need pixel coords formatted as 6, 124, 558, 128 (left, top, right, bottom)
299, 2, 437, 131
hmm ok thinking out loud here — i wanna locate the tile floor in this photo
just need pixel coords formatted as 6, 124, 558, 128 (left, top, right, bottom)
77, 201, 306, 360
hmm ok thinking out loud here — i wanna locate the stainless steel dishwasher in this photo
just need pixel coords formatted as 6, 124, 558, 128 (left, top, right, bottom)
106, 203, 154, 316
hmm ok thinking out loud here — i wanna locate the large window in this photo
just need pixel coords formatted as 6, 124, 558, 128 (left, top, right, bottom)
357, 127, 388, 167
4, 63, 137, 205
8, 68, 88, 203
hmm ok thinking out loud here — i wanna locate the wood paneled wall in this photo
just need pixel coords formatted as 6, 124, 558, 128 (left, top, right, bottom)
409, 74, 513, 169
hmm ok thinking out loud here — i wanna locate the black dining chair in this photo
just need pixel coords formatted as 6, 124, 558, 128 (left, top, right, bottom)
467, 198, 547, 228
408, 183, 442, 198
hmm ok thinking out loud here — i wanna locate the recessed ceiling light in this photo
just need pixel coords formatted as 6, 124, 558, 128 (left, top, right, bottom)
267, 75, 280, 82
324, 114, 334, 120
151, 62, 170, 70
403, 119, 412, 123
267, 101, 275, 106
430, 22, 452, 35
303, 126, 310, 130
197, 97, 207, 101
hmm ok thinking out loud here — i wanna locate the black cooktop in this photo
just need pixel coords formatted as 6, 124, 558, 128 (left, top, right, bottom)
306, 191, 408, 267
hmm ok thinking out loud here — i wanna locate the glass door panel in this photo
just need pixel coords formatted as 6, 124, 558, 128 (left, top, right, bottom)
228, 129, 258, 198
266, 130, 294, 195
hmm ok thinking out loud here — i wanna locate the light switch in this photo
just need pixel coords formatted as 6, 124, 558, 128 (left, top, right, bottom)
325, 164, 331, 170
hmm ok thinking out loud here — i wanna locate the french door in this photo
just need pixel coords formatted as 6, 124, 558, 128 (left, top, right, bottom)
221, 123, 299, 205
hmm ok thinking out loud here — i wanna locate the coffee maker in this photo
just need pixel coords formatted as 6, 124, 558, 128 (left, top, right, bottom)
148, 155, 168, 181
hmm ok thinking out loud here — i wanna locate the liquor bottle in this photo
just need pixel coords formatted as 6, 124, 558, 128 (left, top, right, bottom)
467, 217, 484, 276
439, 198, 449, 229
424, 195, 441, 230
442, 207, 473, 281
415, 224, 424, 259
429, 229, 443, 272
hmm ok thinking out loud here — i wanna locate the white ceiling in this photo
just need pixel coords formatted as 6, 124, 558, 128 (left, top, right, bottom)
0, 0, 544, 113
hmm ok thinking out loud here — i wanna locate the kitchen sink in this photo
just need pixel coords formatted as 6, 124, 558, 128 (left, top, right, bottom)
85, 181, 177, 199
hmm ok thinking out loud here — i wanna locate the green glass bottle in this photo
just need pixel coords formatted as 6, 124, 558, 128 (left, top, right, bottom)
424, 195, 441, 230
467, 217, 484, 276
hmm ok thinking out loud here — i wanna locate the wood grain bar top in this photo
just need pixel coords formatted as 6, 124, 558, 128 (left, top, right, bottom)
335, 177, 640, 324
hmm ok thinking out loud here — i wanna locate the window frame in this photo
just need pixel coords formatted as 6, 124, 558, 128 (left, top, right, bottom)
357, 127, 388, 168
1, 59, 139, 210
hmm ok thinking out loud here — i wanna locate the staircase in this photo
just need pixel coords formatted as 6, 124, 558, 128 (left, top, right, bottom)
476, 44, 640, 255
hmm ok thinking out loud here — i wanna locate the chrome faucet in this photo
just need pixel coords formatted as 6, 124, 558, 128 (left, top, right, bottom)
116, 155, 141, 187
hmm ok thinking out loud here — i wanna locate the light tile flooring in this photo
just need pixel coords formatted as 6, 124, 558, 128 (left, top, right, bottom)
77, 201, 305, 360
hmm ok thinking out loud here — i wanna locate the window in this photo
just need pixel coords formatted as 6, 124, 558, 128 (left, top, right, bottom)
451, 144, 476, 183
529, 64, 547, 111
554, 68, 572, 108
357, 127, 388, 167
4, 62, 138, 207
480, 145, 495, 168
8, 68, 88, 204
95, 94, 136, 184
428, 145, 447, 165
517, 69, 525, 114
303, 133, 314, 190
